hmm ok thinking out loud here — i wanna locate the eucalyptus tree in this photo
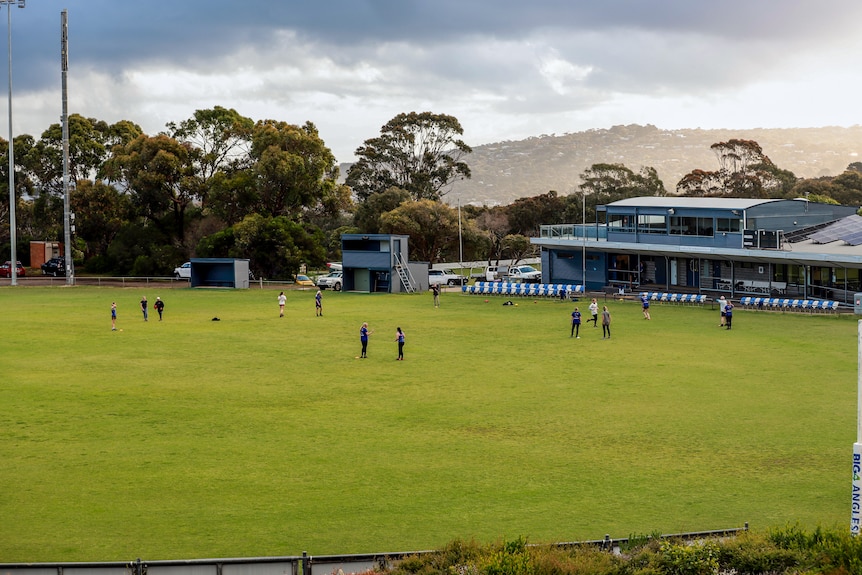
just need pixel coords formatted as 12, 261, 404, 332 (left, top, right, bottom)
346, 111, 472, 202
70, 179, 133, 260
353, 186, 411, 233
24, 115, 140, 197
166, 106, 254, 209
103, 133, 198, 244
249, 119, 339, 219
379, 198, 461, 263
579, 163, 666, 198
678, 139, 794, 197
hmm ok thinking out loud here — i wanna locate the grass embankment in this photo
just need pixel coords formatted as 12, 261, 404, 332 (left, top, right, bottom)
0, 286, 856, 561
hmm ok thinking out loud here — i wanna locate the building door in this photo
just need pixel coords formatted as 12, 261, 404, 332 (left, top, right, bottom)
687, 258, 700, 288
670, 258, 678, 286
355, 270, 371, 292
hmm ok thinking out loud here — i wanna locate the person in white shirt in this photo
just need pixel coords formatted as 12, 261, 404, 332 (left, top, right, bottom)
588, 298, 599, 327
278, 291, 286, 317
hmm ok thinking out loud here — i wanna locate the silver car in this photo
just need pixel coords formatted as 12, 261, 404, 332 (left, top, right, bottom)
316, 271, 343, 291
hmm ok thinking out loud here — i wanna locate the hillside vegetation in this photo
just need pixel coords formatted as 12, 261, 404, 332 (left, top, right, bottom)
444, 124, 862, 205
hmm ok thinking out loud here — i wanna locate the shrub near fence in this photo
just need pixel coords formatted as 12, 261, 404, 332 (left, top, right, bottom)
0, 527, 750, 575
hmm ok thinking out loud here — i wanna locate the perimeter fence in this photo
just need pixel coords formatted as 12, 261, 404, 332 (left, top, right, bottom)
0, 525, 748, 575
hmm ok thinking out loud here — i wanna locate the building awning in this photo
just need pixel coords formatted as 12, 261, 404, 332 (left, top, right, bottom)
532, 237, 862, 269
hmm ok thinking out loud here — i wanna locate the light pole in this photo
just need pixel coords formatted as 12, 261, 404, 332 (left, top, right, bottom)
582, 190, 586, 292
2, 0, 23, 286
61, 9, 74, 284
458, 196, 463, 269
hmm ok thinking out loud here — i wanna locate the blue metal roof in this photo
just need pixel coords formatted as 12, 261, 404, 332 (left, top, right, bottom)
607, 197, 781, 209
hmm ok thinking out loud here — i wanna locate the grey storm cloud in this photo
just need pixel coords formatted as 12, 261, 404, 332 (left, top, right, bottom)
7, 0, 862, 161
16, 0, 862, 85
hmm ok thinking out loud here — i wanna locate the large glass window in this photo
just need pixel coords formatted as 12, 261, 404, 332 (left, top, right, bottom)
608, 213, 635, 233
697, 217, 714, 236
637, 214, 667, 234
717, 218, 742, 233
669, 216, 714, 236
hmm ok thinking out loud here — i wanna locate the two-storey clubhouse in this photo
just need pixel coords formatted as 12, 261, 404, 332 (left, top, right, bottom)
534, 197, 862, 305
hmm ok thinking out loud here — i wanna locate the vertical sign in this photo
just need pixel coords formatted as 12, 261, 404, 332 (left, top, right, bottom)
854, 320, 862, 534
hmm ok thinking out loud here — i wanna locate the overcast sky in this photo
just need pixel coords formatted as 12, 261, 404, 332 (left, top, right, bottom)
9, 1, 862, 163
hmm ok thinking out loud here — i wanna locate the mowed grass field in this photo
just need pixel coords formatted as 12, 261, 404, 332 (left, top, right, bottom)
0, 285, 857, 562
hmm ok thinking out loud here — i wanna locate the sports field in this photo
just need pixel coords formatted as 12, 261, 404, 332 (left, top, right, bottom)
0, 286, 856, 562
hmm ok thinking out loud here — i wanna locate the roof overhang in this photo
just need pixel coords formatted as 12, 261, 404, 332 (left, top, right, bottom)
531, 237, 862, 268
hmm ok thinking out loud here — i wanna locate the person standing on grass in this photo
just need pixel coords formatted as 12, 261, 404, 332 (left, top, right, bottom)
395, 327, 405, 360
571, 307, 582, 338
431, 284, 440, 308
315, 289, 323, 317
278, 291, 286, 317
718, 295, 727, 327
602, 305, 611, 339
140, 295, 148, 321
588, 298, 599, 327
111, 302, 117, 331
641, 293, 651, 320
154, 297, 165, 321
359, 322, 373, 358
725, 301, 734, 330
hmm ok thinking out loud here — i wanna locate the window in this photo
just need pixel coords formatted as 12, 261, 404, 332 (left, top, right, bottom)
343, 239, 380, 251
717, 218, 742, 233
669, 216, 713, 236
637, 214, 667, 234
608, 213, 635, 233
697, 217, 714, 237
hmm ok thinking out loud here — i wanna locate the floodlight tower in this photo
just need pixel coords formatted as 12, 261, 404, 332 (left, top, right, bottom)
61, 9, 74, 284
2, 0, 24, 286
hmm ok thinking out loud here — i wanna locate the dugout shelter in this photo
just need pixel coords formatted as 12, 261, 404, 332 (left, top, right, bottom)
190, 258, 250, 289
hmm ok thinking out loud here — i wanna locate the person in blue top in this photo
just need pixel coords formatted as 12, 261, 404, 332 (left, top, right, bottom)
641, 293, 651, 320
724, 301, 734, 330
395, 326, 405, 360
359, 322, 373, 358
571, 307, 582, 338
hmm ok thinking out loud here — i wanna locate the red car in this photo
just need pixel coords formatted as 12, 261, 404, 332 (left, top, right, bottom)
0, 261, 26, 278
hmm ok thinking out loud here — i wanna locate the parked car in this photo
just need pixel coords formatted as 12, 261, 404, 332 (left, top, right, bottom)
326, 262, 343, 272
471, 265, 509, 282
316, 271, 343, 291
40, 257, 65, 277
173, 262, 191, 279
428, 268, 468, 286
294, 274, 315, 286
507, 265, 542, 282
0, 260, 25, 278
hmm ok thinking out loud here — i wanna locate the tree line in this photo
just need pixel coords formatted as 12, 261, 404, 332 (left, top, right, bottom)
2, 108, 860, 279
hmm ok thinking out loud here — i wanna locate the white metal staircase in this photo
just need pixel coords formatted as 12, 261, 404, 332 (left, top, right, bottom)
394, 252, 417, 293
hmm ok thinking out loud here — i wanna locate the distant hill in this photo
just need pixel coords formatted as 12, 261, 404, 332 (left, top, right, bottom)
440, 124, 862, 206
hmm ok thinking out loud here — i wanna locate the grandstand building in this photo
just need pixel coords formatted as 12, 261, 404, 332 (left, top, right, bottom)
533, 197, 862, 304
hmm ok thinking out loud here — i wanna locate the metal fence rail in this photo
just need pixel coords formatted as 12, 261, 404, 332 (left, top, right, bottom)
0, 525, 748, 575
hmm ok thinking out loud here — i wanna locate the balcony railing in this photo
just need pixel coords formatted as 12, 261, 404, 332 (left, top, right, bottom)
540, 224, 606, 240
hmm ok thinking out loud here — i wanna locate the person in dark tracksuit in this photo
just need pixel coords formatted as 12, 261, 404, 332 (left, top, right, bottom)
154, 297, 164, 321
571, 307, 582, 338
725, 301, 734, 330
395, 327, 405, 360
359, 322, 372, 358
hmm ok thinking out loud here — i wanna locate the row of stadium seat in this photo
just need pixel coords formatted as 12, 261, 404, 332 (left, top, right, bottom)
463, 282, 584, 297
738, 297, 840, 312
639, 292, 708, 305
